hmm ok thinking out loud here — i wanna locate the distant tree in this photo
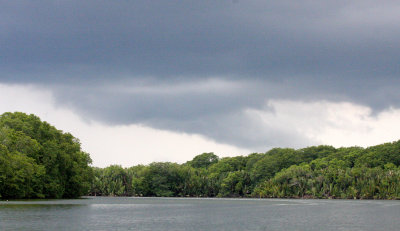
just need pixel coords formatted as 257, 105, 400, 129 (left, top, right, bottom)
188, 152, 219, 169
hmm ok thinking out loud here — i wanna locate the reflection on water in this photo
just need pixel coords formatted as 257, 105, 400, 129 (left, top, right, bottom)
1, 197, 399, 231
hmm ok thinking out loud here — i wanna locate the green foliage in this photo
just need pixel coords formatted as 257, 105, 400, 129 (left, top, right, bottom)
187, 152, 219, 168
89, 141, 400, 199
219, 170, 250, 197
6, 112, 398, 200
255, 154, 400, 199
0, 112, 93, 199
0, 144, 45, 199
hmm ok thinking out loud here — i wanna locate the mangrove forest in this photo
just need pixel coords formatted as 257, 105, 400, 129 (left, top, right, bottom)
1, 112, 400, 199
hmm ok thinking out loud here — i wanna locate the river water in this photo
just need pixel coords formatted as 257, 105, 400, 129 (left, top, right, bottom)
0, 197, 399, 231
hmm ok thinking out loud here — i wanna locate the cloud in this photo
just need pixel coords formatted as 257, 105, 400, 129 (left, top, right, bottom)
2, 1, 400, 80
2, 1, 400, 110
0, 84, 250, 167
247, 100, 400, 148
34, 77, 397, 150
2, 83, 400, 168
1, 1, 400, 157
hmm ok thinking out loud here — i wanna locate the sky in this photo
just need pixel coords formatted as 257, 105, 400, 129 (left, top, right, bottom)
1, 1, 400, 167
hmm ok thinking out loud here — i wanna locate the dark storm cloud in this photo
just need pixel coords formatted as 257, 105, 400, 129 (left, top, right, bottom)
2, 0, 400, 79
1, 0, 400, 149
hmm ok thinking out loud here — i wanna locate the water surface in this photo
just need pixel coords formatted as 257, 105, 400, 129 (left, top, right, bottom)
1, 197, 399, 231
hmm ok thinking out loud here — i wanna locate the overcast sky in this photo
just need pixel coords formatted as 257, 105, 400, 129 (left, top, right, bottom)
1, 1, 400, 167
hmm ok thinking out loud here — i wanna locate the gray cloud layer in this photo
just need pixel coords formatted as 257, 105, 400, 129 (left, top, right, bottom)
1, 0, 400, 150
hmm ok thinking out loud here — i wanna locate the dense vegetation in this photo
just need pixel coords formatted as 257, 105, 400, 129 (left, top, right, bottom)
1, 112, 399, 200
0, 112, 93, 199
90, 144, 400, 199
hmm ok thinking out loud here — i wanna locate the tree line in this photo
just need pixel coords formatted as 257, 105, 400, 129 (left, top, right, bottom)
1, 112, 399, 199
90, 144, 400, 199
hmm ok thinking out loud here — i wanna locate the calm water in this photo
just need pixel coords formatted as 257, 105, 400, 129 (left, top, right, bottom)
0, 197, 399, 231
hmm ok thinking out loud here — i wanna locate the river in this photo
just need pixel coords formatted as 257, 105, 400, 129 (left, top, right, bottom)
0, 197, 399, 230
